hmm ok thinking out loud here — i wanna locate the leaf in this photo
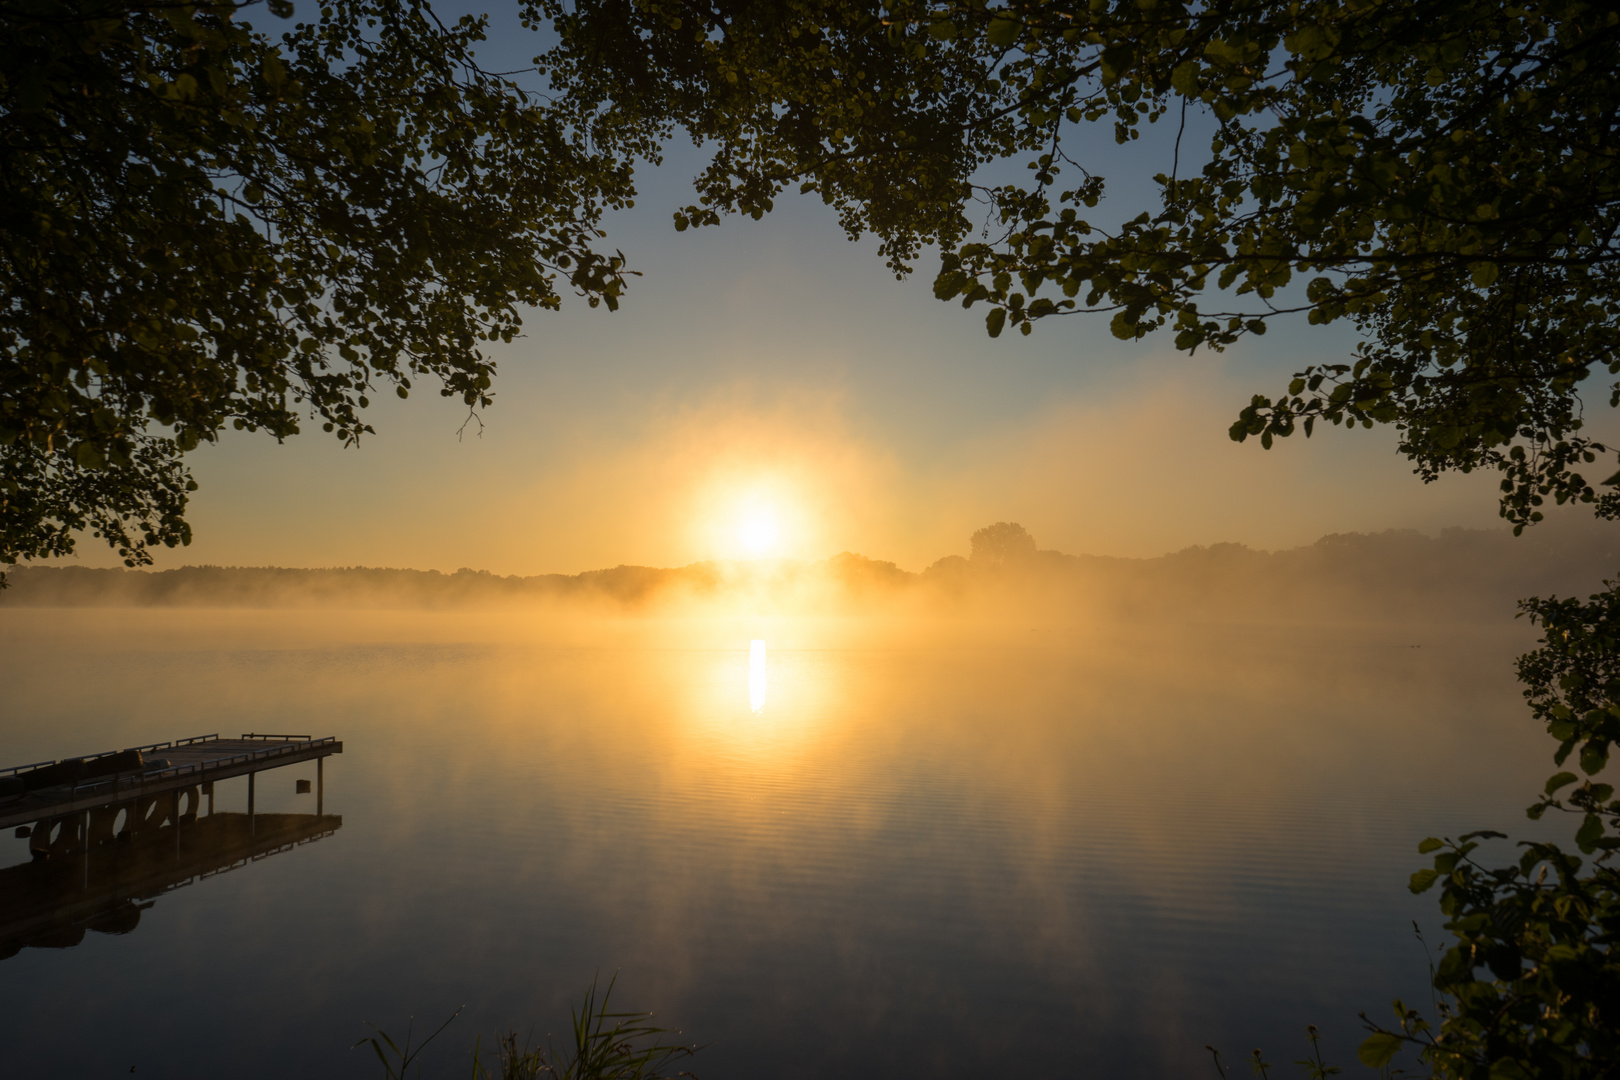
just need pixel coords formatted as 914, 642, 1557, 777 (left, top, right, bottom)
1575, 812, 1604, 852
985, 308, 1006, 337
262, 51, 288, 91
1418, 837, 1444, 854
1579, 741, 1609, 775
1408, 868, 1440, 893
1470, 261, 1499, 287
1545, 771, 1579, 795
1357, 1033, 1403, 1069
1171, 61, 1200, 95
986, 16, 1021, 49
933, 270, 970, 300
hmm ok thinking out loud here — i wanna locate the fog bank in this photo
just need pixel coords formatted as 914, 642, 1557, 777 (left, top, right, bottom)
7, 519, 1616, 625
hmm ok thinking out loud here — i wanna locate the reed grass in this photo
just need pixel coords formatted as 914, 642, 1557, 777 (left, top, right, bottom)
1206, 1025, 1343, 1079
356, 976, 699, 1080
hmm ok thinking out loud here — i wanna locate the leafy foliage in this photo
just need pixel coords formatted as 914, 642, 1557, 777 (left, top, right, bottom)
1357, 583, 1620, 1078
1, 0, 636, 579
539, 0, 1620, 530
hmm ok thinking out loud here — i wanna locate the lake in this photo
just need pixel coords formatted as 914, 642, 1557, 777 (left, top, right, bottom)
0, 607, 1556, 1078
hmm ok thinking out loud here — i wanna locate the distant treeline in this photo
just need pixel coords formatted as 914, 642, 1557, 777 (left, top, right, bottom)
4, 522, 1617, 621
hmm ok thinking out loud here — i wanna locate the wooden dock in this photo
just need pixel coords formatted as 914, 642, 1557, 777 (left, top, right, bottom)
0, 734, 342, 833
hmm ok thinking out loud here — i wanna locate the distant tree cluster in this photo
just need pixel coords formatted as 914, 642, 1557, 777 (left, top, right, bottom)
7, 525, 1614, 622
968, 521, 1037, 566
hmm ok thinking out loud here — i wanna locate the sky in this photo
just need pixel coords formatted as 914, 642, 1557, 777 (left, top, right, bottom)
60, 6, 1608, 576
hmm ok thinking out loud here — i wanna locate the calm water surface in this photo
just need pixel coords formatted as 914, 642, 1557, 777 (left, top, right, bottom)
0, 609, 1554, 1078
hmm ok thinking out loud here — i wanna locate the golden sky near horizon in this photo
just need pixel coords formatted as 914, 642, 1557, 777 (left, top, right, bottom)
97, 324, 1531, 577
51, 138, 1612, 578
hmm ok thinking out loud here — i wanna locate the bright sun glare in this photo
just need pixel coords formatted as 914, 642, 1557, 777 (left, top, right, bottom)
736, 505, 782, 558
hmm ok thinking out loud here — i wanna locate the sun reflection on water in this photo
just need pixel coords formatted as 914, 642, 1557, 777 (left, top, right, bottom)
749, 639, 767, 713
671, 622, 845, 768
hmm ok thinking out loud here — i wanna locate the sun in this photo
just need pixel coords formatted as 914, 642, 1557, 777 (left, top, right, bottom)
697, 477, 805, 560
736, 504, 782, 558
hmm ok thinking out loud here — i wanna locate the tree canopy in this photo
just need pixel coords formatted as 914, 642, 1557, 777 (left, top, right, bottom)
539, 0, 1620, 532
1, 0, 636, 579
968, 520, 1036, 564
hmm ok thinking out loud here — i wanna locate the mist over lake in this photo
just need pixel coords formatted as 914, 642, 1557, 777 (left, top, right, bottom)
0, 533, 1588, 1076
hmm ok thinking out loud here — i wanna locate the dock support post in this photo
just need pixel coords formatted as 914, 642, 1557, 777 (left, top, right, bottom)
317, 757, 324, 816
248, 771, 256, 836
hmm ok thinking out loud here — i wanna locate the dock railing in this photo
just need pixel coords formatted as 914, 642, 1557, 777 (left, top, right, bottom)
1, 734, 340, 800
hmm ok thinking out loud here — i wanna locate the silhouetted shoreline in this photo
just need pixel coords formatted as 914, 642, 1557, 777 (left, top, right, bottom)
5, 521, 1616, 622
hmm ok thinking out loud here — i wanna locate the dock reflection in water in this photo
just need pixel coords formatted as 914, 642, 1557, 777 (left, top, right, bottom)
2, 806, 340, 960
